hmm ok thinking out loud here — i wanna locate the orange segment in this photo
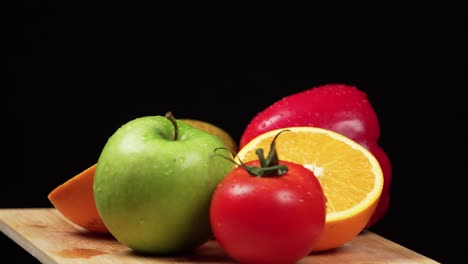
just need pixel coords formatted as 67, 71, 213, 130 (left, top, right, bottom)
235, 127, 384, 252
48, 164, 109, 233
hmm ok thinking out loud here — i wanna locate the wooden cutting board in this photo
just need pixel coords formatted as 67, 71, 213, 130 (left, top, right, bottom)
1, 208, 439, 264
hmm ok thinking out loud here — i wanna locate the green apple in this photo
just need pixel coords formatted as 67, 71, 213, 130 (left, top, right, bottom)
93, 112, 235, 255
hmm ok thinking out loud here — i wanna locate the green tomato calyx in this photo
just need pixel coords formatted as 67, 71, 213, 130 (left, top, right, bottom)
215, 130, 290, 177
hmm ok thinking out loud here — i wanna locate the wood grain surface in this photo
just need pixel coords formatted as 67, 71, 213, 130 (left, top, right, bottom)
0, 208, 439, 264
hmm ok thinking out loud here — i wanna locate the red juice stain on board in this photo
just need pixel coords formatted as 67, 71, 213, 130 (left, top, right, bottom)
56, 248, 107, 258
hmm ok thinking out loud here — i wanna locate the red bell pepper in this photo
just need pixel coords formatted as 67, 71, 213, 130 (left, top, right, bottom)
239, 83, 391, 228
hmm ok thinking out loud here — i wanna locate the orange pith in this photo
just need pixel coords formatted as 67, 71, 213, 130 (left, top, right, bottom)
48, 164, 109, 233
235, 127, 384, 252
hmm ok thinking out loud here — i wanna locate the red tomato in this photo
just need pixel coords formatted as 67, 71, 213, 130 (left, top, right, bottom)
210, 160, 326, 264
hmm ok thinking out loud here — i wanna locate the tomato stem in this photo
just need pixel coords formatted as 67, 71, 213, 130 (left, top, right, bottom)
255, 129, 289, 177
214, 130, 290, 177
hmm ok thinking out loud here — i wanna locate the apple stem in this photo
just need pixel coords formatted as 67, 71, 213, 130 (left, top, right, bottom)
165, 112, 179, 141
214, 129, 290, 177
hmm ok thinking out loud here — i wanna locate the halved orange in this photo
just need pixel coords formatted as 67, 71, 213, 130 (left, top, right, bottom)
48, 164, 109, 233
235, 127, 384, 252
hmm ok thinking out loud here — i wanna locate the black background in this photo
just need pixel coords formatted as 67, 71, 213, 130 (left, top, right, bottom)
5, 2, 464, 263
